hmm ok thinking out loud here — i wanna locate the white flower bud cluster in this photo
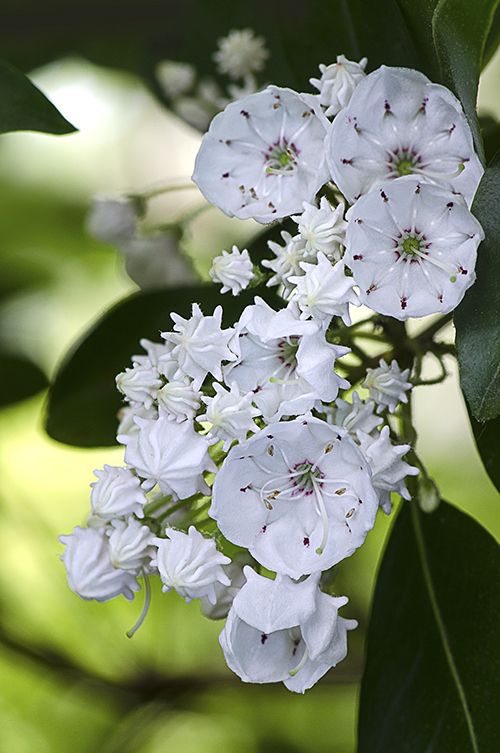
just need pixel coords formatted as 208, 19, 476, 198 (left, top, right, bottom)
155, 29, 269, 132
61, 46, 486, 693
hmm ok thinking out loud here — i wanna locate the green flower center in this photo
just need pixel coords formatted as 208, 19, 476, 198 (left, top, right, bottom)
401, 236, 421, 256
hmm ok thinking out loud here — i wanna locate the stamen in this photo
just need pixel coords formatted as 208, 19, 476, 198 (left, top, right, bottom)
312, 479, 330, 555
289, 643, 309, 676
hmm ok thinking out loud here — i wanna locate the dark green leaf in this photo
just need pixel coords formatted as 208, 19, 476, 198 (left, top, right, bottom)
432, 0, 499, 163
482, 5, 500, 67
395, 0, 441, 80
0, 59, 76, 135
455, 152, 500, 421
45, 285, 282, 447
467, 408, 500, 492
479, 115, 500, 163
0, 352, 48, 407
358, 500, 500, 753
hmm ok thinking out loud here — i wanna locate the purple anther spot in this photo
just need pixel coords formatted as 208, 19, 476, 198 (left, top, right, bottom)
240, 110, 250, 118
353, 254, 363, 260
261, 525, 267, 533
222, 172, 229, 178
261, 633, 268, 644
303, 537, 310, 547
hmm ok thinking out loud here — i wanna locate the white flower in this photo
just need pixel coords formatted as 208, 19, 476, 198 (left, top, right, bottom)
263, 231, 308, 289
115, 361, 162, 408
210, 245, 254, 295
328, 391, 382, 436
86, 196, 137, 244
118, 414, 216, 498
174, 96, 214, 131
213, 29, 268, 80
363, 359, 412, 413
288, 254, 359, 325
210, 417, 379, 578
107, 518, 156, 571
345, 177, 483, 318
156, 60, 196, 98
116, 403, 158, 437
136, 338, 175, 370
227, 74, 258, 101
200, 554, 251, 620
157, 379, 201, 422
358, 426, 419, 513
219, 567, 356, 692
152, 526, 230, 603
90, 465, 147, 520
118, 232, 196, 290
192, 86, 331, 223
224, 298, 349, 422
292, 197, 347, 260
60, 526, 140, 601
162, 304, 236, 390
310, 55, 368, 117
199, 382, 259, 449
326, 65, 483, 206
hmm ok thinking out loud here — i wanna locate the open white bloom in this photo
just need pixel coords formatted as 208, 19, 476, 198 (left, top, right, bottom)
118, 414, 216, 497
292, 197, 347, 260
358, 426, 419, 512
199, 382, 259, 449
220, 568, 357, 693
211, 417, 379, 578
153, 526, 230, 603
60, 526, 140, 601
210, 245, 254, 295
156, 60, 196, 98
157, 379, 201, 422
115, 361, 162, 409
107, 518, 156, 571
213, 29, 268, 80
90, 465, 147, 520
86, 196, 137, 244
192, 86, 330, 223
263, 231, 308, 289
224, 298, 349, 422
363, 359, 412, 413
327, 65, 483, 205
200, 554, 251, 620
162, 304, 236, 390
288, 254, 358, 325
345, 177, 483, 318
116, 403, 158, 437
310, 55, 368, 117
328, 391, 383, 436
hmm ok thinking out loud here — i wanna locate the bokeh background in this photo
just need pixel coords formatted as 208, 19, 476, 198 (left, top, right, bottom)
0, 8, 499, 752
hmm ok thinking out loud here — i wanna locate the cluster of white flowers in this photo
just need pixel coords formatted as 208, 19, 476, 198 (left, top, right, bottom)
62, 49, 486, 693
155, 29, 269, 131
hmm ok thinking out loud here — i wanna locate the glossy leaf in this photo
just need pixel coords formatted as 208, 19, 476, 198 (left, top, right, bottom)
45, 285, 282, 447
0, 353, 48, 408
0, 59, 76, 134
455, 152, 500, 421
394, 0, 441, 80
468, 408, 500, 492
432, 0, 499, 163
358, 500, 500, 753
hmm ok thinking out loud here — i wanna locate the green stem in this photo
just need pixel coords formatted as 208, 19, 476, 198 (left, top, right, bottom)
131, 181, 197, 201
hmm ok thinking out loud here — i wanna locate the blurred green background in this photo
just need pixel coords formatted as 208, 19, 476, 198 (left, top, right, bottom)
0, 28, 499, 753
